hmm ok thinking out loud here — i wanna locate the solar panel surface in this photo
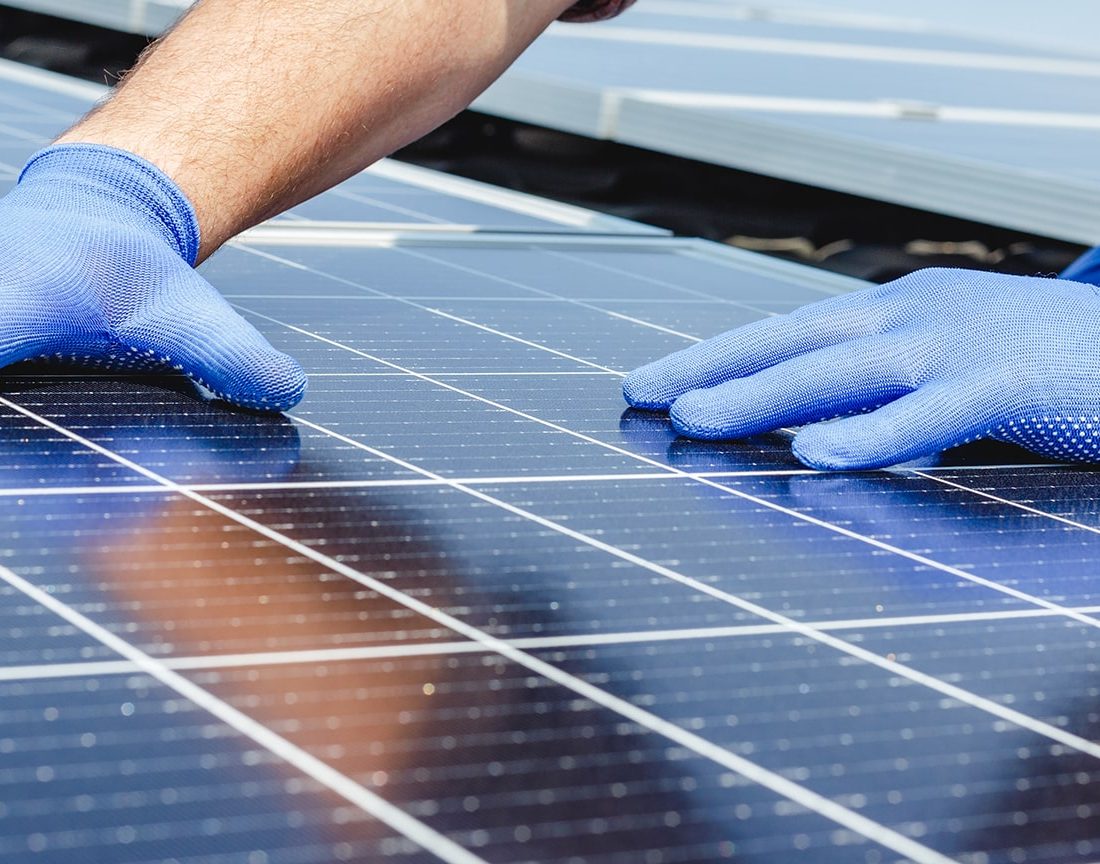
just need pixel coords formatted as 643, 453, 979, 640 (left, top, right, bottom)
1, 58, 1099, 864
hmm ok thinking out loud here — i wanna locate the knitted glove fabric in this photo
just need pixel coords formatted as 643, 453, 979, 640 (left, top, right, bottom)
2, 144, 306, 411
623, 267, 1100, 470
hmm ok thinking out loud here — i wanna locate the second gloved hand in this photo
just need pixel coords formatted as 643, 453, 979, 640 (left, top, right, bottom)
0, 144, 306, 411
623, 267, 1100, 470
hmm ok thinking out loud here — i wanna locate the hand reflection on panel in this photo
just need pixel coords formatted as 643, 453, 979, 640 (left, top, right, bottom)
0, 374, 302, 485
619, 407, 804, 471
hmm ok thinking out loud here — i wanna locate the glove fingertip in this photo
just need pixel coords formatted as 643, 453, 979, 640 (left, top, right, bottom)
250, 351, 308, 413
206, 349, 308, 413
622, 364, 675, 410
790, 425, 870, 471
669, 391, 729, 440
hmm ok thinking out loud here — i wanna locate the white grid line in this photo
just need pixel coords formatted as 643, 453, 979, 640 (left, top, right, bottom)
0, 370, 620, 377
218, 295, 804, 304
0, 396, 955, 864
0, 463, 1060, 498
5, 603, 1100, 685
309, 371, 617, 376
323, 187, 453, 225
398, 246, 707, 340
0, 470, 822, 498
913, 470, 1100, 536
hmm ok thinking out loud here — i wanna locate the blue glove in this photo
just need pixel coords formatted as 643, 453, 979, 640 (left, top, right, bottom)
0, 144, 306, 410
1062, 245, 1100, 285
623, 267, 1100, 470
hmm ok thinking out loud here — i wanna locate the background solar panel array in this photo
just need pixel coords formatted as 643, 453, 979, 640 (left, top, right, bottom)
0, 29, 1098, 864
11, 2, 1100, 241
469, 2, 1100, 243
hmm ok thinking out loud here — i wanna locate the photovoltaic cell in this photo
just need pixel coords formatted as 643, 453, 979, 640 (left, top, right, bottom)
206, 486, 764, 640
186, 654, 907, 864
0, 59, 1098, 864
0, 673, 441, 864
535, 634, 1100, 862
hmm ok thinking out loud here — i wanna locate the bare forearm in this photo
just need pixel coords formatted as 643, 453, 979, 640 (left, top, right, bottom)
56, 0, 573, 261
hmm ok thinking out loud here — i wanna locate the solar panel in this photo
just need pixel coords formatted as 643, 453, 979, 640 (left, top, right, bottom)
274, 160, 663, 235
735, 0, 1100, 58
1, 56, 1100, 864
9, 5, 1100, 240
467, 5, 1100, 242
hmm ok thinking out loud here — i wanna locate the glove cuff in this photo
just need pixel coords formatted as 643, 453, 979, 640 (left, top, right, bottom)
18, 144, 201, 266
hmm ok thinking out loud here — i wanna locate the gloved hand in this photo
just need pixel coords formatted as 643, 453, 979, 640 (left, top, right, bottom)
623, 267, 1100, 470
0, 144, 306, 410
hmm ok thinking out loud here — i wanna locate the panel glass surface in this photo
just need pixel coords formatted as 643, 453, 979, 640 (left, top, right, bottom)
0, 228, 1095, 862
1, 58, 1098, 864
685, 108, 1100, 185
500, 26, 1100, 113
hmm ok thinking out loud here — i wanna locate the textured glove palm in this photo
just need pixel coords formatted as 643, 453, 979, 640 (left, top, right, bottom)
623, 267, 1100, 470
1, 144, 306, 411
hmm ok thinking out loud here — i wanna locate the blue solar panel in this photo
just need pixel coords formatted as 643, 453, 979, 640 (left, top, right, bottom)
0, 58, 1099, 864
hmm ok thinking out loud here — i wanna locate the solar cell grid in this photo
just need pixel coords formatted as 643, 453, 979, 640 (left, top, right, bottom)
0, 672, 444, 864
1, 224, 1099, 862
0, 59, 1099, 864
